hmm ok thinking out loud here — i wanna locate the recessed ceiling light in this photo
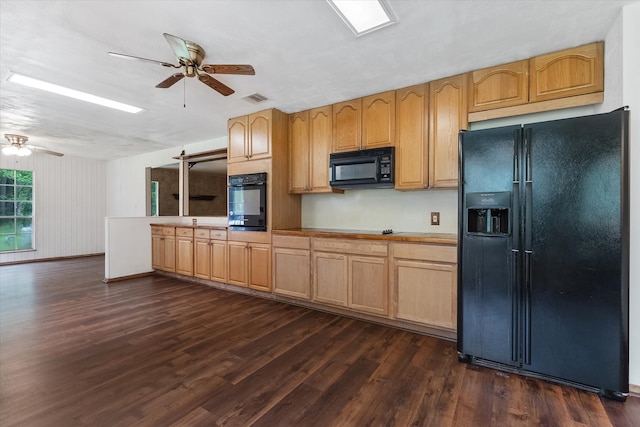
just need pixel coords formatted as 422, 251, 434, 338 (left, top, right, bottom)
7, 73, 144, 114
326, 0, 397, 37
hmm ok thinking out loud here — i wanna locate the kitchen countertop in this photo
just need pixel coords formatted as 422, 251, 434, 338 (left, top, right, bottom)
272, 228, 458, 244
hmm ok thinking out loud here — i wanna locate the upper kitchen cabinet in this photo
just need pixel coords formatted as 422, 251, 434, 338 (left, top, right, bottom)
468, 59, 529, 112
395, 83, 429, 190
332, 98, 362, 152
429, 74, 468, 188
289, 106, 336, 194
332, 91, 396, 153
529, 41, 604, 103
362, 90, 396, 150
228, 109, 280, 164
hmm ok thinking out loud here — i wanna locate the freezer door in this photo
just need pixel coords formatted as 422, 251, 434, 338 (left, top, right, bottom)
524, 109, 629, 394
458, 125, 521, 366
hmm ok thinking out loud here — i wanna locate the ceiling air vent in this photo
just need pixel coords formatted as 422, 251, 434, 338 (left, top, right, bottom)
243, 93, 268, 103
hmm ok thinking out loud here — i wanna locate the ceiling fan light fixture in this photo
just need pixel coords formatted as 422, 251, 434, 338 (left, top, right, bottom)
326, 0, 397, 37
7, 73, 144, 114
17, 147, 32, 156
2, 145, 19, 155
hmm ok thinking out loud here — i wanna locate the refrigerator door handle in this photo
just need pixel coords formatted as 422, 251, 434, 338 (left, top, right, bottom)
524, 250, 532, 365
513, 129, 520, 183
524, 128, 532, 182
511, 249, 520, 362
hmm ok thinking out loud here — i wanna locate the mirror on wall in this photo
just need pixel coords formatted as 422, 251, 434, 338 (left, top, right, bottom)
147, 149, 228, 217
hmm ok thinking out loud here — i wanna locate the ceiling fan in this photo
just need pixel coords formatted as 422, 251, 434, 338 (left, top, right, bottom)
108, 33, 255, 96
1, 134, 64, 157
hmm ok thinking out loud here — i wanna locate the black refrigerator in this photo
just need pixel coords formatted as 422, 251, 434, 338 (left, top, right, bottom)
457, 107, 630, 400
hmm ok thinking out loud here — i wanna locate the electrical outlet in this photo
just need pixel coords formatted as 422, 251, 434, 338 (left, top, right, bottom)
431, 212, 440, 226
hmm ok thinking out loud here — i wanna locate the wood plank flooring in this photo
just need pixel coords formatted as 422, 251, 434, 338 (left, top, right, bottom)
1, 256, 638, 426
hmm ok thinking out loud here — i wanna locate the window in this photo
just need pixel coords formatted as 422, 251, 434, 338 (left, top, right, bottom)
0, 169, 34, 252
150, 181, 159, 216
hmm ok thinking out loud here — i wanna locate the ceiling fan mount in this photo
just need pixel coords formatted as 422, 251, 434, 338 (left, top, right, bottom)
108, 33, 255, 96
2, 134, 64, 157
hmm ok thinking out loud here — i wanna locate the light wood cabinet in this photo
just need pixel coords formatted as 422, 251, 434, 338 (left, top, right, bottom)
429, 73, 468, 188
194, 228, 227, 282
273, 235, 311, 299
332, 98, 361, 152
395, 83, 429, 190
530, 41, 604, 103
289, 106, 335, 194
175, 227, 194, 276
227, 110, 273, 164
469, 59, 529, 112
151, 226, 175, 272
312, 238, 389, 316
227, 240, 271, 291
362, 90, 395, 149
392, 243, 457, 330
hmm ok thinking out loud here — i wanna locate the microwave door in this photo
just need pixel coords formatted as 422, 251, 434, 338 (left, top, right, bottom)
332, 158, 378, 186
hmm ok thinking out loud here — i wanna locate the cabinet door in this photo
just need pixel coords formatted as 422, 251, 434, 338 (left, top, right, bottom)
151, 234, 163, 270
395, 83, 429, 190
248, 110, 272, 160
349, 255, 388, 316
211, 240, 228, 283
228, 116, 248, 163
309, 106, 334, 192
362, 91, 395, 149
273, 247, 311, 299
162, 236, 176, 272
429, 74, 468, 188
248, 244, 271, 291
469, 59, 529, 112
529, 42, 603, 103
289, 111, 310, 193
332, 99, 361, 152
395, 259, 457, 330
176, 237, 193, 276
313, 252, 348, 306
227, 241, 248, 287
193, 238, 211, 279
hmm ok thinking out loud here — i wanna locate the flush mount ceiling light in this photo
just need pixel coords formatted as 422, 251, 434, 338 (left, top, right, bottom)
326, 0, 397, 37
7, 73, 144, 114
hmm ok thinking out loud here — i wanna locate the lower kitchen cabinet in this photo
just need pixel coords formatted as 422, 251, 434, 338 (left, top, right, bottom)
194, 228, 227, 282
273, 235, 311, 299
227, 240, 271, 291
392, 242, 457, 330
151, 226, 176, 272
175, 227, 194, 276
312, 238, 389, 316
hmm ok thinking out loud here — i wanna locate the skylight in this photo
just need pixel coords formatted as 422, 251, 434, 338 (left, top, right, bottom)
7, 73, 144, 114
326, 0, 397, 37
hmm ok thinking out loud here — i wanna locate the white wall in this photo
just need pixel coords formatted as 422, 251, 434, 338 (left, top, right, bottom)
0, 153, 106, 263
106, 136, 227, 217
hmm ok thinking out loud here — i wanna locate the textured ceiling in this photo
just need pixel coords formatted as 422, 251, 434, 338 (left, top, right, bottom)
0, 0, 635, 161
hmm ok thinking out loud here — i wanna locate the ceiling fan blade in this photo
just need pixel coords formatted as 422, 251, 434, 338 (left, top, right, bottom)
198, 74, 234, 96
156, 73, 185, 88
163, 33, 191, 61
108, 52, 179, 68
201, 64, 255, 75
26, 145, 64, 157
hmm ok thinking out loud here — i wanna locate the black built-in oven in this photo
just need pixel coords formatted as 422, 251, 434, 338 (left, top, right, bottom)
228, 172, 267, 231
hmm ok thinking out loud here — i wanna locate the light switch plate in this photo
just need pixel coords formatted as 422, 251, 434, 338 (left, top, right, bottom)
431, 212, 440, 226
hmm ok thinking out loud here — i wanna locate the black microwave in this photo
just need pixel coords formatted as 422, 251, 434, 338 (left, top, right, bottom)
329, 146, 395, 189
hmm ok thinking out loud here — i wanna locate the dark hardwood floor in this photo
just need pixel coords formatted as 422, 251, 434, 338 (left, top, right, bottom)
0, 256, 638, 427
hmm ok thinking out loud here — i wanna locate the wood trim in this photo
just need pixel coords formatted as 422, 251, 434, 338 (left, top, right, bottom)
630, 384, 640, 397
0, 252, 105, 266
468, 91, 603, 122
103, 271, 154, 283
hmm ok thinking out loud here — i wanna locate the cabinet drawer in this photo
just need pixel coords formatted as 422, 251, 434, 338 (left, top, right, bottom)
210, 229, 228, 240
151, 226, 163, 235
162, 226, 175, 236
313, 238, 387, 257
194, 228, 210, 239
392, 243, 456, 263
272, 235, 310, 250
176, 227, 193, 237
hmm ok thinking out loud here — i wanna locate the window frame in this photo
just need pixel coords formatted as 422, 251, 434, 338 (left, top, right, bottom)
0, 168, 35, 253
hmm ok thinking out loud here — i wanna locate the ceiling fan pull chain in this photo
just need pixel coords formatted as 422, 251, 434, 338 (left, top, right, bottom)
183, 78, 186, 108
